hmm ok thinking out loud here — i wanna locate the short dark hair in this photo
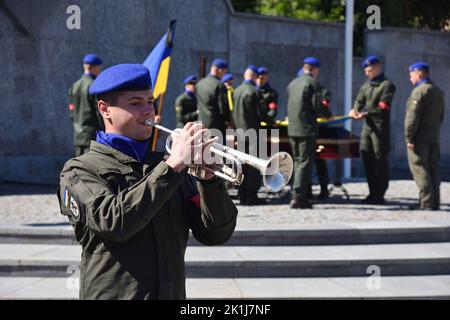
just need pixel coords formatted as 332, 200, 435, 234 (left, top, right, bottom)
97, 92, 119, 105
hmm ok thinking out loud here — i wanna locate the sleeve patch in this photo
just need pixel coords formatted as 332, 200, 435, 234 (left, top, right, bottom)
378, 101, 390, 110
63, 186, 82, 222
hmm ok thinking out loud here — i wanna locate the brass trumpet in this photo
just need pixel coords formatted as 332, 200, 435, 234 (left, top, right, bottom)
144, 120, 293, 193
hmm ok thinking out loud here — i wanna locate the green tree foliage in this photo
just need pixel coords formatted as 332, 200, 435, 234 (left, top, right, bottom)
231, 0, 450, 55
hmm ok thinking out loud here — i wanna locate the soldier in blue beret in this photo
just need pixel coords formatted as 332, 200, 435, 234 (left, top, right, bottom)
287, 57, 331, 209
174, 75, 199, 128
256, 66, 279, 126
68, 53, 104, 156
405, 62, 445, 210
58, 63, 237, 300
349, 55, 396, 205
196, 59, 233, 139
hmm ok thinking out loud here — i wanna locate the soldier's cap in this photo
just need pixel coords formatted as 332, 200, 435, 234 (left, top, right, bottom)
246, 64, 258, 74
257, 67, 268, 76
362, 55, 380, 68
83, 53, 102, 66
303, 57, 321, 68
221, 73, 234, 83
212, 58, 228, 69
409, 62, 430, 72
89, 64, 151, 95
183, 75, 197, 85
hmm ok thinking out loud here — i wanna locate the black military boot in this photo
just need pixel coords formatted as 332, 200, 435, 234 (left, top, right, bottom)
290, 195, 313, 209
317, 184, 329, 200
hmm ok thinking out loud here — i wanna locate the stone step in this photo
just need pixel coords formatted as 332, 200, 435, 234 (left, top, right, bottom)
2, 221, 450, 246
0, 276, 449, 300
1, 243, 450, 278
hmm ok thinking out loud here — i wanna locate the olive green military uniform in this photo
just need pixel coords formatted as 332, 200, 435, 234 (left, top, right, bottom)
287, 74, 331, 200
68, 74, 104, 156
174, 92, 198, 128
258, 84, 279, 125
195, 75, 231, 140
57, 141, 237, 299
405, 80, 445, 210
232, 81, 262, 203
353, 74, 396, 201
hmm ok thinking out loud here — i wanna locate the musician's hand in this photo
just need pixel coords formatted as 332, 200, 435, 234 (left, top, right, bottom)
154, 115, 161, 124
166, 122, 217, 173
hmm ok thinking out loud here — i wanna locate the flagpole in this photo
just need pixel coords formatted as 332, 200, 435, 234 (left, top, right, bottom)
151, 93, 165, 151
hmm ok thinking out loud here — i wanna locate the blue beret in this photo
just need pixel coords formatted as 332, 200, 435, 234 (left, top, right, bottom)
183, 75, 197, 85
221, 73, 234, 83
362, 55, 380, 68
257, 67, 268, 75
303, 57, 321, 68
89, 64, 151, 95
409, 62, 430, 72
246, 64, 258, 73
212, 59, 228, 69
83, 54, 102, 66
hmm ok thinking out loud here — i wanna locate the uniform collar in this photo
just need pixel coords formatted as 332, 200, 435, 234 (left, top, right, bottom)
415, 77, 430, 87
370, 73, 385, 85
185, 90, 196, 101
258, 82, 271, 90
95, 131, 149, 165
208, 74, 220, 81
84, 73, 96, 80
243, 79, 256, 86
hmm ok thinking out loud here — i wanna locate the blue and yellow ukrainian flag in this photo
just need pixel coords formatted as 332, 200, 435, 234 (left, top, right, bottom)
143, 20, 176, 99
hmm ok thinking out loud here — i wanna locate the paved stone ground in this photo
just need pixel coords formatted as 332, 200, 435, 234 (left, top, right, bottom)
0, 180, 449, 225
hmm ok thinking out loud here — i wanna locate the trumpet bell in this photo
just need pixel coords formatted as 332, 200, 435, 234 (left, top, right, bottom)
262, 152, 293, 193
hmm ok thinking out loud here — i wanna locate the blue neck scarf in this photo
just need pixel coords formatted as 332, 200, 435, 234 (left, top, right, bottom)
416, 77, 430, 87
185, 90, 197, 102
258, 82, 271, 90
96, 131, 148, 164
84, 73, 96, 80
243, 79, 256, 86
370, 73, 384, 84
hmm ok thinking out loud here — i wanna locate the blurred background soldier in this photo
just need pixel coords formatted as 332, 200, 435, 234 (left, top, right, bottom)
221, 73, 235, 112
405, 62, 445, 210
287, 57, 331, 209
68, 53, 104, 156
196, 59, 233, 141
349, 55, 396, 205
256, 66, 278, 126
232, 65, 265, 205
175, 75, 198, 128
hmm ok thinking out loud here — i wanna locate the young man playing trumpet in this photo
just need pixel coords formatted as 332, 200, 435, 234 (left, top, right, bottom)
57, 64, 237, 300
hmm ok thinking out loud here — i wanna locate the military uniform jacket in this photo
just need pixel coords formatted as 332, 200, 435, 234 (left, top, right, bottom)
287, 74, 331, 137
232, 82, 261, 131
68, 75, 104, 146
258, 84, 279, 124
57, 141, 237, 300
175, 92, 198, 128
405, 80, 445, 145
195, 75, 231, 132
353, 74, 396, 137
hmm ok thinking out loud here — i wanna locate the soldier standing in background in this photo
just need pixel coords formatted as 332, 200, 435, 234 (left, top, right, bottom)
232, 65, 265, 205
68, 54, 104, 156
405, 62, 445, 210
256, 66, 279, 126
196, 59, 233, 142
287, 57, 331, 209
349, 55, 396, 205
175, 75, 198, 128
